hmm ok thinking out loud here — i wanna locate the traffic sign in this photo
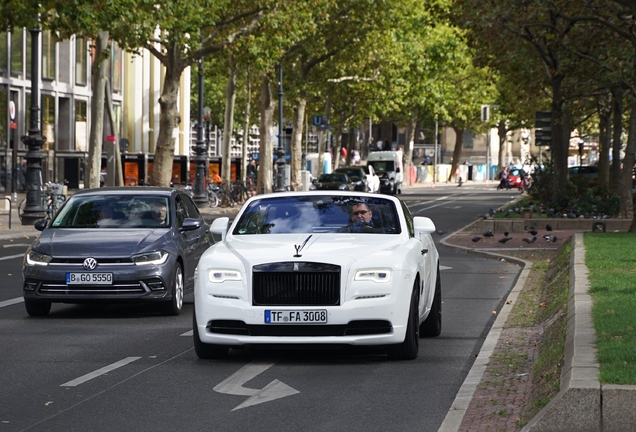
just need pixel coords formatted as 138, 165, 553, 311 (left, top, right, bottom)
534, 111, 552, 146
9, 101, 15, 120
312, 115, 323, 127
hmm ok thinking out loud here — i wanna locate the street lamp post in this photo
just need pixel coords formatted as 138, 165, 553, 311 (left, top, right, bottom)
192, 58, 208, 206
275, 62, 286, 192
21, 25, 46, 225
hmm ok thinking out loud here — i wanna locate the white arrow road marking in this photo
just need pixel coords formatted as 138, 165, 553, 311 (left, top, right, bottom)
181, 330, 193, 336
440, 265, 452, 271
214, 361, 299, 411
0, 297, 23, 308
61, 357, 142, 387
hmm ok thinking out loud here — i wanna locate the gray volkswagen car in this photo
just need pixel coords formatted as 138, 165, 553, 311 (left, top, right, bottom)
22, 187, 212, 317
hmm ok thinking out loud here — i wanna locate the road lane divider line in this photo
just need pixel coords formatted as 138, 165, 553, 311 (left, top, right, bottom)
60, 357, 142, 387
0, 253, 26, 261
3, 243, 31, 248
0, 297, 23, 308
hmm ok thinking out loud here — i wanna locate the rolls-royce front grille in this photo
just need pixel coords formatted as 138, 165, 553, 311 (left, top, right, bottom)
252, 262, 340, 306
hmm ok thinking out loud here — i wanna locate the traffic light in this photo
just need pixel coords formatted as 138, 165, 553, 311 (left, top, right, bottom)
535, 111, 551, 146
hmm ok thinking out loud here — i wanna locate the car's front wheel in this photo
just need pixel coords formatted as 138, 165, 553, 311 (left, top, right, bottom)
420, 268, 442, 337
160, 263, 184, 316
25, 300, 51, 317
387, 284, 419, 360
193, 313, 229, 359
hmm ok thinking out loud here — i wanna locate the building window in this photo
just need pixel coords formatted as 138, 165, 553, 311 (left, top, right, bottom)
462, 129, 474, 149
41, 95, 55, 151
75, 100, 87, 152
75, 37, 87, 86
10, 29, 22, 78
0, 33, 7, 75
42, 30, 56, 80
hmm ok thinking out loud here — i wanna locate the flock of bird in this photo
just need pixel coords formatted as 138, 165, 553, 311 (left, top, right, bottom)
471, 222, 558, 245
485, 206, 610, 220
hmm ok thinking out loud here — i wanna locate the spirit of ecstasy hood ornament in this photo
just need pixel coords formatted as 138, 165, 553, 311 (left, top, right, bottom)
294, 235, 313, 257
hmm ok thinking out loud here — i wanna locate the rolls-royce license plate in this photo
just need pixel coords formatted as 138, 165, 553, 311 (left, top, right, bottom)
66, 273, 113, 285
265, 310, 327, 324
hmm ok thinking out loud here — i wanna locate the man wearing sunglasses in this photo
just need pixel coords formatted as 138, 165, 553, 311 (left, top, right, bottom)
340, 201, 377, 232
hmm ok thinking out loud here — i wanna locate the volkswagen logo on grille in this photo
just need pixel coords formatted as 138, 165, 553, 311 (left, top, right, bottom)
83, 257, 98, 270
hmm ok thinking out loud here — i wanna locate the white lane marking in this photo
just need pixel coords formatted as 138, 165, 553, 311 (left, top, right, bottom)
0, 253, 26, 261
214, 360, 299, 411
440, 265, 452, 271
0, 297, 23, 308
60, 357, 142, 387
414, 198, 460, 213
3, 243, 30, 248
409, 195, 451, 209
181, 330, 193, 337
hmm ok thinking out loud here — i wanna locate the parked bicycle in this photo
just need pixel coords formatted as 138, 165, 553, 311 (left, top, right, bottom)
18, 182, 67, 221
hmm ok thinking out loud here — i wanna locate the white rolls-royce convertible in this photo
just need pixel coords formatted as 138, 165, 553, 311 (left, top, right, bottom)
193, 191, 441, 360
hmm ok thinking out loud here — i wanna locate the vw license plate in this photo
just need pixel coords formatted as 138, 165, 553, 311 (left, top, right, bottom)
265, 310, 327, 324
66, 273, 113, 285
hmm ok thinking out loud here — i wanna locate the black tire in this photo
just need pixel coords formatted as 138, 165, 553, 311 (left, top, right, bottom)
420, 268, 442, 337
193, 312, 229, 359
25, 300, 51, 317
160, 264, 184, 316
387, 285, 419, 360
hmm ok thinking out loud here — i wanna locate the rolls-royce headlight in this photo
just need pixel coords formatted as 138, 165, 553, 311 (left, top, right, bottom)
26, 251, 52, 266
131, 251, 169, 265
354, 269, 392, 283
208, 269, 243, 283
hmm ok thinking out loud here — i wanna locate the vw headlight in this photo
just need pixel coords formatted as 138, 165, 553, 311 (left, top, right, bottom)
26, 251, 52, 266
208, 269, 243, 283
131, 251, 169, 265
354, 269, 392, 283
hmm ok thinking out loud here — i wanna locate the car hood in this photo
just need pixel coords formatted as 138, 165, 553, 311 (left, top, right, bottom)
32, 228, 169, 256
215, 233, 404, 268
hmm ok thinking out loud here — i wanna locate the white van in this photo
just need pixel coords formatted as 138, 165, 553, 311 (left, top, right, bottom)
366, 150, 403, 195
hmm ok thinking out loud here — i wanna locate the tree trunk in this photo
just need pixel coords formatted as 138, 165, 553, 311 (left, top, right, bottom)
598, 106, 611, 189
257, 74, 274, 195
497, 120, 507, 173
448, 126, 464, 182
290, 96, 306, 191
404, 118, 416, 174
222, 58, 236, 190
87, 31, 109, 189
550, 74, 567, 195
105, 79, 124, 186
620, 97, 636, 220
611, 87, 623, 195
149, 64, 182, 187
241, 66, 251, 185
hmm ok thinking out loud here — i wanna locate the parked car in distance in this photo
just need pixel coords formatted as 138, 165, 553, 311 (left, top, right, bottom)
22, 187, 212, 317
333, 167, 368, 192
311, 173, 355, 190
568, 165, 598, 179
361, 164, 380, 193
193, 191, 442, 361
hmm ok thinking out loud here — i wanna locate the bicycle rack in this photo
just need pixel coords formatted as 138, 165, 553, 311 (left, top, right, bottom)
0, 197, 11, 229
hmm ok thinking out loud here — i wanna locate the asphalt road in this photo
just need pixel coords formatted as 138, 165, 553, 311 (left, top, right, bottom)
0, 184, 521, 432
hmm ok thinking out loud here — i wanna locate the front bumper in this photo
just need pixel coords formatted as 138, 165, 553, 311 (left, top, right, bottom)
194, 287, 412, 347
23, 260, 175, 304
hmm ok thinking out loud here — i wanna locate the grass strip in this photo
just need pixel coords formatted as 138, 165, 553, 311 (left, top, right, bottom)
585, 232, 636, 384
